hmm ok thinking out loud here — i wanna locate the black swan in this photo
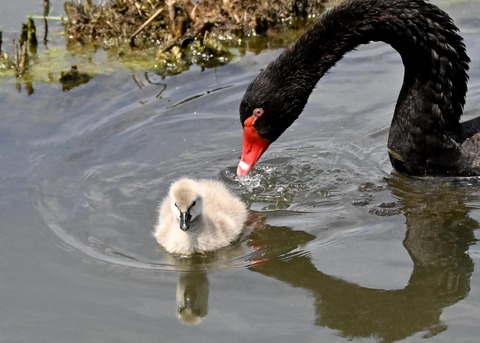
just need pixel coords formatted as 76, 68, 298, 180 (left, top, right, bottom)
237, 0, 480, 177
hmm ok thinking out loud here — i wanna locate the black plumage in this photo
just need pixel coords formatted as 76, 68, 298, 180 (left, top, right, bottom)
238, 0, 479, 176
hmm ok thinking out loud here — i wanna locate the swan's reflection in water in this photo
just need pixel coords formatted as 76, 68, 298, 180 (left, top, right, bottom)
249, 175, 477, 341
163, 232, 255, 325
168, 174, 477, 341
176, 271, 209, 325
166, 213, 315, 325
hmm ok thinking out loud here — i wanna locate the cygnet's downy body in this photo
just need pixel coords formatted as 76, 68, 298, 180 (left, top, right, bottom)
154, 178, 247, 255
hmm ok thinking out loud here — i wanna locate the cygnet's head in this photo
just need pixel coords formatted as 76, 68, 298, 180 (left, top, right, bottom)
169, 179, 204, 231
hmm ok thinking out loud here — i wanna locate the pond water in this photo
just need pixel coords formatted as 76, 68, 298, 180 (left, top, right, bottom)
1, 1, 480, 342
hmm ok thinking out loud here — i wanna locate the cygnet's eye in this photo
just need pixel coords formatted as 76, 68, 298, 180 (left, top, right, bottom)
186, 200, 196, 211
253, 108, 264, 117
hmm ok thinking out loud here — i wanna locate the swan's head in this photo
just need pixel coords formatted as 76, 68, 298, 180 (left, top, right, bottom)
237, 62, 312, 176
169, 179, 204, 231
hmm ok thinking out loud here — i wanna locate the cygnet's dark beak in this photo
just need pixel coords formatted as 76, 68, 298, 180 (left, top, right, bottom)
179, 211, 192, 231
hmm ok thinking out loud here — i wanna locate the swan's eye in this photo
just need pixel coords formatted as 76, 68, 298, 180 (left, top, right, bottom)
253, 108, 264, 117
186, 200, 196, 211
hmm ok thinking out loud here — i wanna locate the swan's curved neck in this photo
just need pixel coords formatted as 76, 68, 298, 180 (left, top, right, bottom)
271, 0, 470, 174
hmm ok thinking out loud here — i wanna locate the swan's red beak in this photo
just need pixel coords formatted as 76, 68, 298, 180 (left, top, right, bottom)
237, 116, 271, 176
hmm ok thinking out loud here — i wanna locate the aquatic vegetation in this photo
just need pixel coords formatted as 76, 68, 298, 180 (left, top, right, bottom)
0, 18, 37, 77
64, 0, 329, 48
63, 0, 330, 74
59, 65, 92, 91
0, 0, 333, 92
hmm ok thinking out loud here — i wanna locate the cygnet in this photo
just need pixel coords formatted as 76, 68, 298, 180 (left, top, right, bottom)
154, 178, 247, 255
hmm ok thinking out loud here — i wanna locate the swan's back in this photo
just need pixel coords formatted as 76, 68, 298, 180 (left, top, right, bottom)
198, 179, 247, 225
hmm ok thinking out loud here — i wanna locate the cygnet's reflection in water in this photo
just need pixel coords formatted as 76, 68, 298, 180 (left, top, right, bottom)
176, 271, 209, 325
248, 174, 477, 342
162, 231, 256, 326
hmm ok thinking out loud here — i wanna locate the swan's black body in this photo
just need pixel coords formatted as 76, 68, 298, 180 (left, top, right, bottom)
238, 0, 480, 176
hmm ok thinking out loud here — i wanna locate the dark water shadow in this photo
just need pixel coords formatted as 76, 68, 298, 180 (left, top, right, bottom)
246, 174, 478, 342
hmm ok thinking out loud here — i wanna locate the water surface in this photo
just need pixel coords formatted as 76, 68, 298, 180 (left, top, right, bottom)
1, 1, 480, 342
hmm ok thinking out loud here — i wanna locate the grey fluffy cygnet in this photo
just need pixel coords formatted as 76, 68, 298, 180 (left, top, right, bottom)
154, 178, 247, 255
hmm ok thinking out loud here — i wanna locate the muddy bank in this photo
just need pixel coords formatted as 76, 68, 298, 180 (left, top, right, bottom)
64, 0, 329, 48
64, 0, 331, 74
1, 0, 335, 91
